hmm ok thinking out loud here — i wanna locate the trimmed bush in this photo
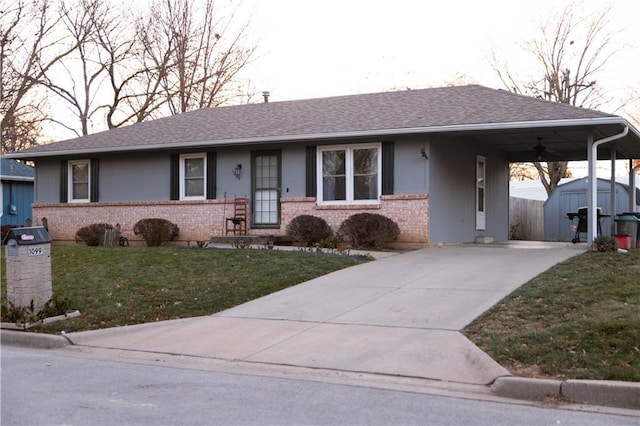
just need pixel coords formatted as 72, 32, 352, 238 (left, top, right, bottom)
133, 218, 179, 247
286, 215, 332, 246
338, 213, 400, 248
75, 223, 113, 246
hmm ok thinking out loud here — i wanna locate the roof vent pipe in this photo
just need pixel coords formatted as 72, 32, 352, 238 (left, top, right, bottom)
262, 91, 270, 103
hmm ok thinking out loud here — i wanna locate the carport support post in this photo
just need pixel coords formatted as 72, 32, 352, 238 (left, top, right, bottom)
631, 159, 639, 212
587, 133, 596, 246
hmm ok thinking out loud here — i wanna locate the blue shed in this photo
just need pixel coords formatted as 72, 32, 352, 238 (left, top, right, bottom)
544, 177, 640, 241
1, 158, 35, 226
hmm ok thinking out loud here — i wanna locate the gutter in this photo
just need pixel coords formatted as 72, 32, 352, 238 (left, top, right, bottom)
2, 116, 635, 159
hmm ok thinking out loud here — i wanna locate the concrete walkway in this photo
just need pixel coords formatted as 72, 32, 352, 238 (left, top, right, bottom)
66, 242, 586, 386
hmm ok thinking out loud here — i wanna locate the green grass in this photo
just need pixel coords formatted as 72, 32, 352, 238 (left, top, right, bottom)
1, 245, 365, 333
464, 249, 640, 382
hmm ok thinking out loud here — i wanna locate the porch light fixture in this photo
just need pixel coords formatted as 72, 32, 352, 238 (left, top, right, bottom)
232, 164, 242, 179
420, 148, 428, 159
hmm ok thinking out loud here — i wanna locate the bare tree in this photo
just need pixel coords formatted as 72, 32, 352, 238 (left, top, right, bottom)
0, 0, 73, 152
144, 0, 256, 115
12, 0, 256, 142
492, 3, 617, 194
510, 162, 541, 182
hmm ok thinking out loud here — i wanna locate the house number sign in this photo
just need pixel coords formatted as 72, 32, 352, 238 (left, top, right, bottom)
28, 247, 44, 256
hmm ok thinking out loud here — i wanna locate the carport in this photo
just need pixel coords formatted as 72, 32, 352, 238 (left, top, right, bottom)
428, 117, 640, 244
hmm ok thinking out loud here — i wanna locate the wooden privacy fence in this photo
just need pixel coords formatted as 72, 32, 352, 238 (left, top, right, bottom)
509, 197, 544, 240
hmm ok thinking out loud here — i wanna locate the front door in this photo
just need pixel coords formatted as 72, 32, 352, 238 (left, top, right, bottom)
252, 151, 281, 227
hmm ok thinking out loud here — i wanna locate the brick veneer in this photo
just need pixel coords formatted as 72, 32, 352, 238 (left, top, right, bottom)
281, 194, 429, 243
33, 194, 430, 243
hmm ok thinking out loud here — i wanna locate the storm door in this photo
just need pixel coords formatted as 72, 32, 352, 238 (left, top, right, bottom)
252, 151, 281, 227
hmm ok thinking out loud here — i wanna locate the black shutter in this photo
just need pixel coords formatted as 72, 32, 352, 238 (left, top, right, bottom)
90, 159, 99, 202
206, 152, 216, 199
60, 160, 68, 203
305, 146, 317, 197
170, 154, 179, 200
382, 141, 394, 195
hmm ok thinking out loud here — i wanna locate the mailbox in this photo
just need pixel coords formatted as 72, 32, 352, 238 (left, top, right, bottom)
4, 226, 52, 313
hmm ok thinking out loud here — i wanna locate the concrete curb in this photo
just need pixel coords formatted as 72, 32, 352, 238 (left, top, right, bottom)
492, 376, 640, 410
3, 330, 638, 411
1, 329, 70, 349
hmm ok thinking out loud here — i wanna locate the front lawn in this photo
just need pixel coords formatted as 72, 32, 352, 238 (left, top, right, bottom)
1, 245, 365, 333
464, 249, 640, 382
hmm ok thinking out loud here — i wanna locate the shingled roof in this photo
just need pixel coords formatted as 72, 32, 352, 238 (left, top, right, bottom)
0, 158, 35, 181
6, 85, 628, 158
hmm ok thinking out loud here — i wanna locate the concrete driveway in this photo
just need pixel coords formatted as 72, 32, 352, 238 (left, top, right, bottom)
66, 242, 585, 385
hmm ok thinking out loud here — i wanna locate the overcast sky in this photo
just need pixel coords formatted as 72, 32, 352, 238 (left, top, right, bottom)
238, 0, 640, 119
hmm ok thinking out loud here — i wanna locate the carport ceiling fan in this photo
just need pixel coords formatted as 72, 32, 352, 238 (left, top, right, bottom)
533, 137, 560, 161
534, 137, 547, 161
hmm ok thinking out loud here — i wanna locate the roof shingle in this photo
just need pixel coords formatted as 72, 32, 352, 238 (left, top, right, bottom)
12, 85, 616, 156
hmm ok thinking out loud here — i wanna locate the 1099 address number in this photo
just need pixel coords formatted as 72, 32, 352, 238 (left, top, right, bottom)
28, 247, 43, 256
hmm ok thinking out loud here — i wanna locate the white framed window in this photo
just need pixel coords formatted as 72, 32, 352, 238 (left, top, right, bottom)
179, 153, 206, 200
476, 155, 486, 230
317, 143, 381, 204
68, 160, 90, 202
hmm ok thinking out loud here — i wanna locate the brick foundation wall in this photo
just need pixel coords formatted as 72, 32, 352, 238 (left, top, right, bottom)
32, 200, 260, 243
281, 194, 429, 243
33, 194, 429, 244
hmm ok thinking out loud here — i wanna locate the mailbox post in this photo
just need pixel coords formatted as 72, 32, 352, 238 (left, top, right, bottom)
4, 226, 53, 313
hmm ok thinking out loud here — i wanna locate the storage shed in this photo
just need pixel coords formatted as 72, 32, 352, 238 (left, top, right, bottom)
544, 177, 640, 241
1, 158, 35, 227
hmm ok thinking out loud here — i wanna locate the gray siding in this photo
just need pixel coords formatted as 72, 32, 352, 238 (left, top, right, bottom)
428, 137, 509, 243
485, 150, 510, 240
100, 154, 169, 201
217, 149, 251, 199
393, 136, 429, 195
281, 146, 306, 197
34, 160, 60, 203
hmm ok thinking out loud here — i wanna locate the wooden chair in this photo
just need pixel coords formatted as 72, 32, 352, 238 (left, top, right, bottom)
225, 197, 248, 235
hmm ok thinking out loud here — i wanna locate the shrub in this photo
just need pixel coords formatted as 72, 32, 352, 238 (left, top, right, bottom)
75, 223, 113, 246
592, 235, 618, 252
133, 218, 179, 247
319, 235, 341, 249
338, 213, 400, 248
286, 215, 332, 246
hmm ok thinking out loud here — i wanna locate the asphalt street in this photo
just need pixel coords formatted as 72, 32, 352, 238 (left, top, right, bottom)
2, 348, 638, 426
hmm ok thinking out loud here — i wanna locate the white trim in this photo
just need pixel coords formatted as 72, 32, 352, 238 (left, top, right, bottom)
179, 153, 207, 200
68, 159, 91, 203
6, 117, 638, 159
317, 143, 382, 205
476, 155, 486, 231
0, 176, 34, 182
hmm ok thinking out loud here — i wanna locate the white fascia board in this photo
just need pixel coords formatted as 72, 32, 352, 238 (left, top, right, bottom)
3, 116, 635, 159
0, 175, 35, 182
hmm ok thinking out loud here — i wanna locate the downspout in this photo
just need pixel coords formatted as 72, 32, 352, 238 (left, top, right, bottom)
610, 148, 616, 235
587, 125, 629, 246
